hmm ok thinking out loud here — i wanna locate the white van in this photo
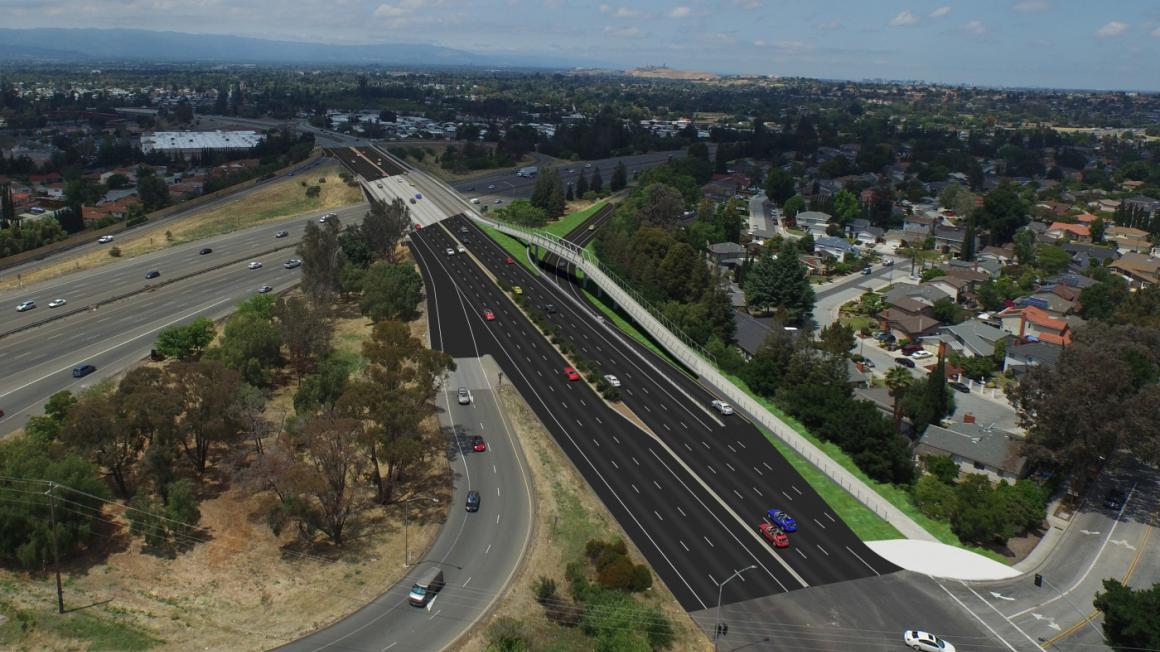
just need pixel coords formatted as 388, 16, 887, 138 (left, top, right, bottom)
408, 567, 445, 606
471, 198, 481, 204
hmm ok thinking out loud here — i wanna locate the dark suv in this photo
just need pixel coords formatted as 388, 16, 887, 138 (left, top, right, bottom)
465, 490, 481, 512
1104, 488, 1126, 510
72, 364, 97, 378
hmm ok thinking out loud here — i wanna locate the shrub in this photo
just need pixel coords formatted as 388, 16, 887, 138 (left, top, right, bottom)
109, 246, 122, 257
534, 576, 558, 604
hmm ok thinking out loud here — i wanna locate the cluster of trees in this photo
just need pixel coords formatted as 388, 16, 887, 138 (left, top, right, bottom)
1094, 579, 1160, 651
742, 240, 816, 325
912, 457, 1047, 545
439, 141, 516, 173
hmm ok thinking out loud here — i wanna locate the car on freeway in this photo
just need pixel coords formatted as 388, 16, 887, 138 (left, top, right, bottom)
275, 230, 289, 238
588, 224, 596, 232
258, 285, 273, 294
711, 400, 734, 415
446, 248, 456, 256
604, 374, 621, 388
199, 247, 213, 255
512, 286, 522, 295
494, 199, 503, 204
903, 630, 956, 652
409, 198, 416, 204
471, 436, 487, 452
861, 266, 872, 275
16, 300, 36, 312
465, 186, 475, 191
319, 212, 336, 223
911, 350, 933, 360
483, 309, 496, 321
457, 387, 471, 405
459, 226, 469, 235
283, 258, 302, 269
248, 261, 263, 270
457, 244, 466, 253
48, 298, 67, 308
97, 235, 114, 244
544, 303, 558, 314
767, 509, 798, 532
466, 490, 481, 512
1104, 488, 1126, 510
564, 367, 581, 381
883, 259, 894, 266
488, 184, 496, 190
758, 522, 790, 548
584, 163, 592, 168
948, 381, 970, 394
895, 357, 916, 368
71, 364, 97, 379
145, 270, 161, 279
415, 193, 422, 199
505, 256, 514, 265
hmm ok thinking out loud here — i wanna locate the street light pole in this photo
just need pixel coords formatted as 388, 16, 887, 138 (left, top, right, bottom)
402, 496, 439, 566
713, 565, 756, 651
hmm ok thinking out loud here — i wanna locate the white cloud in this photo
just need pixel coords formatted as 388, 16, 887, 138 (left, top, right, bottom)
1095, 21, 1128, 38
614, 7, 641, 18
599, 3, 610, 12
669, 5, 691, 18
703, 32, 736, 45
930, 6, 951, 18
734, 0, 762, 9
1012, 0, 1049, 11
373, 3, 408, 18
1152, 25, 1160, 37
963, 20, 986, 35
604, 25, 642, 38
753, 38, 766, 46
889, 10, 918, 27
815, 20, 840, 31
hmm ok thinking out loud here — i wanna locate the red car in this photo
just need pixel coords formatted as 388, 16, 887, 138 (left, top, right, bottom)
471, 435, 487, 452
564, 367, 580, 381
483, 309, 495, 321
505, 256, 514, 265
759, 522, 790, 548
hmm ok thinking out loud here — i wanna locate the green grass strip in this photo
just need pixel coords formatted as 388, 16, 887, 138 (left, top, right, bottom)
539, 200, 608, 238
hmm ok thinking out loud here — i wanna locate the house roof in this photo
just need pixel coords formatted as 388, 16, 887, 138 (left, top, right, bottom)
708, 242, 746, 255
880, 308, 942, 337
934, 226, 969, 243
1021, 292, 1074, 315
796, 210, 831, 224
1110, 252, 1160, 284
944, 266, 989, 284
940, 319, 1010, 357
1005, 341, 1062, 368
885, 283, 952, 307
998, 305, 1072, 344
890, 296, 932, 315
919, 421, 1026, 476
1048, 222, 1091, 238
815, 235, 857, 253
1107, 225, 1148, 240
931, 275, 970, 291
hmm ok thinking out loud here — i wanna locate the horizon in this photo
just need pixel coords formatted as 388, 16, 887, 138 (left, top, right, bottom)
1, 1, 1159, 92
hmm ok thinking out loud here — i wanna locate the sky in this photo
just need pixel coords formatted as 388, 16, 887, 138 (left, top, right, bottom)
4, 0, 1160, 91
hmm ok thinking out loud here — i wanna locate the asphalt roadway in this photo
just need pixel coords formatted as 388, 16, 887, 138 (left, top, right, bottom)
0, 202, 367, 437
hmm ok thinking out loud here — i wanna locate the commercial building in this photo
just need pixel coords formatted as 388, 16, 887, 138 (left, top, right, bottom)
140, 130, 264, 159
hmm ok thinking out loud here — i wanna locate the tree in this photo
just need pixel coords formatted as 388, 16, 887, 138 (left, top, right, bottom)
274, 295, 332, 379
611, 160, 628, 192
59, 391, 141, 498
913, 475, 957, 521
362, 197, 410, 261
173, 361, 243, 474
782, 194, 805, 220
975, 181, 1029, 245
817, 322, 855, 357
136, 167, 170, 212
297, 219, 345, 302
1091, 216, 1106, 243
1036, 244, 1072, 275
743, 252, 816, 324
576, 170, 589, 197
154, 317, 216, 361
1094, 579, 1160, 651
765, 168, 796, 205
359, 262, 423, 323
832, 189, 858, 224
530, 167, 565, 217
211, 309, 282, 387
637, 183, 685, 229
923, 455, 960, 484
1013, 228, 1036, 266
295, 355, 353, 416
590, 167, 604, 194
294, 413, 367, 546
495, 200, 549, 227
961, 212, 977, 261
884, 366, 914, 429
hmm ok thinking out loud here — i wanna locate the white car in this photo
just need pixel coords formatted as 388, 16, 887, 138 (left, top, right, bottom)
446, 247, 455, 256
711, 400, 734, 416
248, 261, 263, 269
457, 245, 466, 253
457, 387, 471, 405
48, 298, 67, 308
603, 374, 621, 388
910, 350, 934, 360
16, 300, 36, 312
903, 630, 955, 652
488, 184, 496, 190
97, 235, 114, 244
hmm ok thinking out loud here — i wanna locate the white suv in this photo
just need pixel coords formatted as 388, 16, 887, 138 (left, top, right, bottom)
711, 400, 734, 416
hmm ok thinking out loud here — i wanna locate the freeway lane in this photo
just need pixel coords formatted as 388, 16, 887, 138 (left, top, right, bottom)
409, 222, 809, 610
0, 203, 368, 335
446, 212, 897, 591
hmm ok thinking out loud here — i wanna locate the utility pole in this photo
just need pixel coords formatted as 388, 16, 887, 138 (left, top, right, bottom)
45, 482, 64, 614
713, 565, 755, 651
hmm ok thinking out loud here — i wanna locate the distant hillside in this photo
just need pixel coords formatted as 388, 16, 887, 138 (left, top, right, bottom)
627, 66, 720, 81
0, 28, 607, 70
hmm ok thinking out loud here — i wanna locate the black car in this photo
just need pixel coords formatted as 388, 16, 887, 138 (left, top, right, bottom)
895, 357, 916, 368
145, 270, 160, 279
544, 303, 559, 314
199, 248, 213, 255
1104, 489, 1126, 510
465, 490, 481, 512
949, 381, 970, 394
71, 364, 97, 378
274, 230, 289, 238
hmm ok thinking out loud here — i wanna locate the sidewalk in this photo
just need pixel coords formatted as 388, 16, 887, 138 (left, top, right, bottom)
866, 539, 1022, 580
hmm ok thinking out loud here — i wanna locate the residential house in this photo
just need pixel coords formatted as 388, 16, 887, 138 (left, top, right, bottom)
882, 229, 911, 250
978, 243, 1015, 265
1110, 252, 1160, 289
846, 359, 871, 388
1046, 221, 1091, 242
916, 421, 1027, 482
846, 218, 884, 245
1018, 291, 1075, 317
795, 211, 832, 237
885, 283, 952, 308
903, 214, 937, 237
933, 225, 977, 254
996, 305, 1073, 345
798, 254, 825, 276
815, 236, 859, 261
708, 242, 746, 267
1123, 195, 1160, 218
1105, 226, 1152, 255
879, 296, 943, 342
928, 275, 971, 302
1004, 341, 1062, 377
939, 319, 1011, 358
1062, 242, 1118, 271
944, 265, 989, 289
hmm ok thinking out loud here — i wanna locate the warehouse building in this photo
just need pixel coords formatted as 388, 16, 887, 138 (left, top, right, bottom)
140, 130, 263, 159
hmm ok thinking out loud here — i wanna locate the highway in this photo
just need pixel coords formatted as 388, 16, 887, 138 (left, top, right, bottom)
0, 202, 366, 436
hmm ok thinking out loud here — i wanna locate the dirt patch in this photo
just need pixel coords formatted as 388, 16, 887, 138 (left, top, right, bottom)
0, 162, 363, 292
451, 384, 707, 652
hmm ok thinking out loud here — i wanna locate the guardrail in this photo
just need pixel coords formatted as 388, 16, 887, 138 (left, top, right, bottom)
369, 148, 936, 540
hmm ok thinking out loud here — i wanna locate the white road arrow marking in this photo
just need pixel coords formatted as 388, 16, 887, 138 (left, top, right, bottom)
1031, 613, 1062, 631
990, 591, 1015, 601
1110, 539, 1137, 550
1079, 529, 1101, 535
